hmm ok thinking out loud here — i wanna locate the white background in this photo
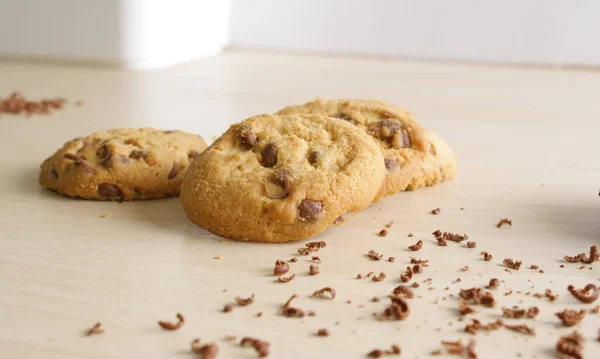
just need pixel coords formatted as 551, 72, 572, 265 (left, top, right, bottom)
0, 0, 599, 68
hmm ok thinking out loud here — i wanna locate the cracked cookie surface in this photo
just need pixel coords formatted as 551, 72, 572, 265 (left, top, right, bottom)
39, 128, 207, 200
180, 113, 385, 243
278, 98, 457, 201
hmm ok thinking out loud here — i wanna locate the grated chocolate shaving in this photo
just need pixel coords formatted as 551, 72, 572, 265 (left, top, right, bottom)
545, 289, 558, 302
556, 331, 584, 359
556, 309, 586, 327
282, 294, 305, 318
289, 257, 298, 263
392, 285, 414, 299
400, 266, 414, 282
223, 305, 234, 313
568, 284, 599, 304
372, 272, 387, 282
240, 337, 270, 358
466, 340, 477, 359
235, 294, 255, 306
464, 319, 503, 334
441, 340, 464, 355
309, 265, 320, 276
312, 287, 336, 299
413, 264, 423, 274
487, 278, 500, 289
367, 345, 401, 358
277, 274, 296, 283
497, 218, 512, 228
502, 307, 540, 319
529, 265, 539, 270
467, 241, 476, 248
504, 323, 535, 336
408, 233, 414, 237
381, 295, 410, 321
410, 258, 429, 267
191, 339, 218, 359
311, 256, 321, 263
317, 328, 329, 337
431, 208, 441, 215
274, 260, 290, 276
480, 251, 493, 261
86, 322, 104, 336
503, 258, 522, 270
388, 257, 395, 262
367, 249, 383, 260
459, 300, 476, 315
408, 240, 423, 251
378, 229, 388, 237
158, 313, 185, 331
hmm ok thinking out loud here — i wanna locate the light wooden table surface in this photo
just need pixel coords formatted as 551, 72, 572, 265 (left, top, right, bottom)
1, 50, 599, 359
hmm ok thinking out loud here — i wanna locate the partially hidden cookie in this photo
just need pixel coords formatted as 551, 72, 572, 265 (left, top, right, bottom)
277, 98, 457, 201
39, 128, 207, 200
180, 113, 385, 243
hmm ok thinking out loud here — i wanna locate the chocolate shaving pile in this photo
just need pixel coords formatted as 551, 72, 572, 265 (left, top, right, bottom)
0, 91, 67, 117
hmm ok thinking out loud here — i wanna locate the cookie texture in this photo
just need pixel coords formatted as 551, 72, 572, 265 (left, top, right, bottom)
180, 113, 385, 243
39, 128, 207, 200
277, 98, 457, 201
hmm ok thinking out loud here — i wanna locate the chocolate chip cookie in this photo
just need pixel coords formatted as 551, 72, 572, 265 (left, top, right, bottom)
180, 113, 385, 243
39, 128, 207, 200
277, 98, 457, 201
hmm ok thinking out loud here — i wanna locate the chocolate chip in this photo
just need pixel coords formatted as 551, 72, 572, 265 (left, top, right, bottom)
298, 199, 324, 220
96, 144, 109, 159
50, 167, 59, 179
98, 183, 124, 200
188, 150, 201, 159
308, 151, 320, 165
394, 132, 411, 149
261, 143, 278, 168
168, 163, 179, 180
129, 150, 147, 160
384, 158, 401, 172
241, 128, 257, 148
63, 153, 83, 161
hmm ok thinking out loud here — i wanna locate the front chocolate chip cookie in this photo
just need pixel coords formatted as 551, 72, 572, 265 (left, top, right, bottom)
39, 128, 207, 200
180, 113, 386, 243
278, 98, 458, 201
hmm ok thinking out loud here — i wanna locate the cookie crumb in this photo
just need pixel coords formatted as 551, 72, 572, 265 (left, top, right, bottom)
223, 305, 234, 313
431, 208, 441, 215
487, 278, 500, 289
0, 92, 66, 117
372, 272, 387, 282
387, 257, 395, 262
215, 255, 223, 260
100, 212, 111, 218
378, 229, 388, 237
556, 332, 584, 359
